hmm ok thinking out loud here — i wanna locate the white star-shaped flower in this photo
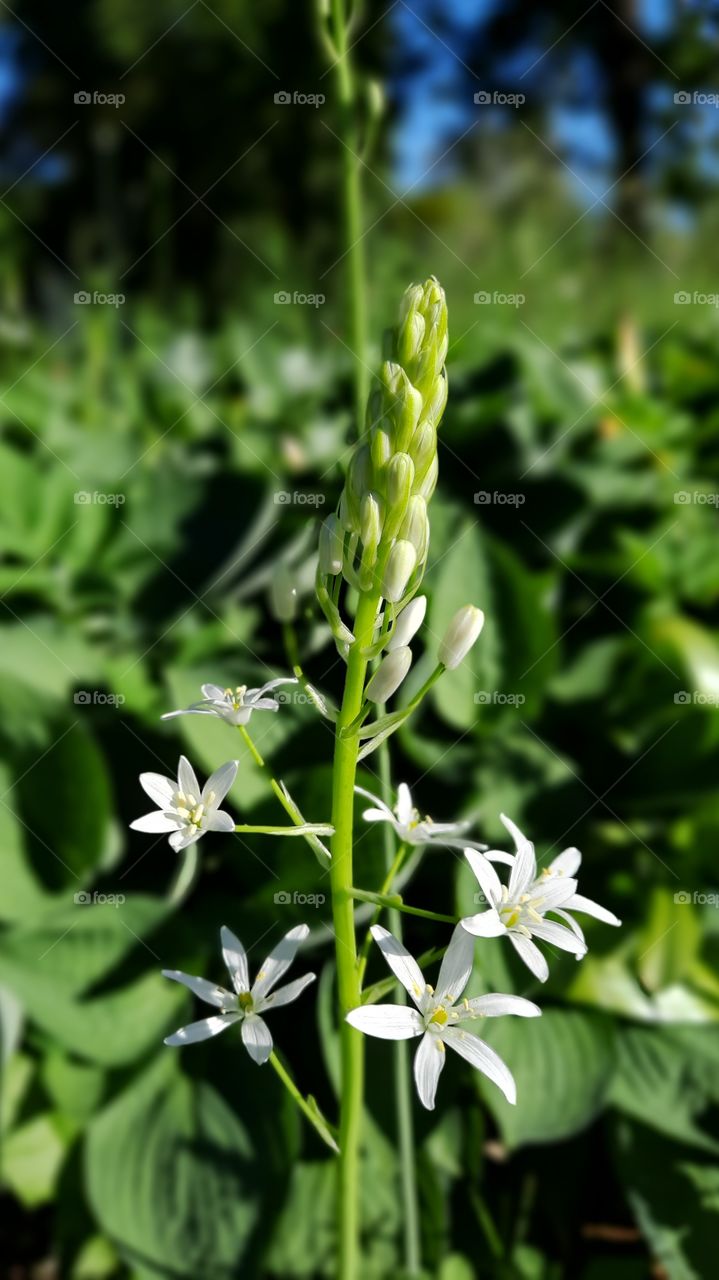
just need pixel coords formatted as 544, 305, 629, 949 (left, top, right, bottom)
355, 782, 487, 853
130, 755, 237, 851
347, 925, 540, 1109
162, 678, 298, 727
461, 813, 621, 981
163, 924, 315, 1063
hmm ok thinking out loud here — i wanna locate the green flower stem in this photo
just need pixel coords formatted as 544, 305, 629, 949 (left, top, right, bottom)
167, 842, 200, 906
269, 1051, 340, 1155
330, 590, 380, 1280
234, 824, 333, 837
238, 726, 332, 864
328, 0, 368, 430
375, 727, 422, 1277
356, 841, 410, 984
350, 889, 455, 925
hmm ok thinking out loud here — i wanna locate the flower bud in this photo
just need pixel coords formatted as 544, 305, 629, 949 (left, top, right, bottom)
381, 539, 417, 603
346, 443, 373, 528
396, 309, 425, 366
421, 370, 448, 428
438, 605, 485, 670
388, 594, 426, 651
417, 453, 438, 503
269, 565, 298, 622
408, 421, 436, 489
370, 426, 392, 476
365, 645, 412, 703
398, 496, 429, 563
358, 493, 382, 591
319, 514, 344, 576
381, 362, 422, 454
382, 452, 414, 542
338, 489, 356, 533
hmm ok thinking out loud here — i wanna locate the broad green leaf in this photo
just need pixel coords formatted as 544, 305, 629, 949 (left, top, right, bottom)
3, 1112, 69, 1207
481, 1009, 617, 1148
86, 1054, 260, 1278
637, 888, 701, 992
609, 1024, 719, 1153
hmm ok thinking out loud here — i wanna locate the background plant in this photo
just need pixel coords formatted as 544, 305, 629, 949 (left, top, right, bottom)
2, 2, 719, 1278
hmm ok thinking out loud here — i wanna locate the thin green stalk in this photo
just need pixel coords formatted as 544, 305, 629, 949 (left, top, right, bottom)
269, 1051, 340, 1155
375, 726, 422, 1277
238, 726, 332, 864
330, 590, 380, 1280
349, 889, 455, 924
356, 841, 410, 984
329, 0, 368, 430
234, 824, 332, 837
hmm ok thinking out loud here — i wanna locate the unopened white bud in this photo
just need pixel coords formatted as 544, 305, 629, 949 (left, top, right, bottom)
388, 595, 426, 651
381, 539, 417, 603
438, 605, 485, 670
319, 514, 344, 575
269, 565, 298, 622
365, 646, 412, 703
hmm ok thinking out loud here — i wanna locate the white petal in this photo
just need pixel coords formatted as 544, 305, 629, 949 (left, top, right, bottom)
221, 926, 250, 993
483, 848, 516, 866
258, 676, 298, 695
161, 707, 215, 720
162, 969, 236, 1010
203, 759, 238, 807
354, 786, 392, 818
252, 924, 309, 1002
256, 972, 316, 1012
527, 919, 587, 956
443, 1026, 516, 1104
346, 1004, 423, 1040
362, 807, 393, 824
464, 993, 541, 1018
562, 893, 621, 926
413, 1032, 445, 1110
178, 756, 200, 800
248, 698, 280, 712
464, 849, 503, 906
546, 846, 582, 877
500, 812, 532, 855
370, 926, 427, 1007
507, 837, 536, 900
395, 783, 414, 826
554, 908, 586, 946
534, 877, 579, 911
201, 683, 227, 701
460, 910, 506, 938
130, 811, 181, 833
139, 772, 175, 808
207, 809, 235, 833
436, 925, 475, 1006
164, 1014, 238, 1045
241, 1013, 273, 1064
509, 933, 549, 981
168, 828, 201, 852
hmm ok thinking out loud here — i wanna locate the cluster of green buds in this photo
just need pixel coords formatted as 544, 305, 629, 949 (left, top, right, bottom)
317, 278, 448, 653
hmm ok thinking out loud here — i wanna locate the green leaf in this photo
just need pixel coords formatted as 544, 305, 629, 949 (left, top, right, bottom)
480, 1009, 617, 1148
637, 888, 701, 993
3, 1112, 69, 1207
609, 1024, 719, 1153
86, 1054, 260, 1278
